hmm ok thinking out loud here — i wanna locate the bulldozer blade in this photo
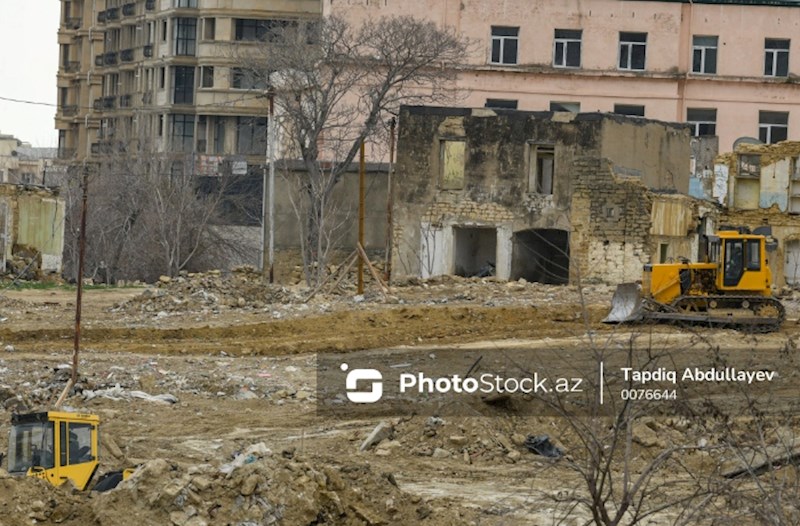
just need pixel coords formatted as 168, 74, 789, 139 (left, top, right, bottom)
603, 283, 644, 323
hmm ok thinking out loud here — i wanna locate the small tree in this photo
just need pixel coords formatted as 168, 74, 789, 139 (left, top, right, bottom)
235, 15, 469, 284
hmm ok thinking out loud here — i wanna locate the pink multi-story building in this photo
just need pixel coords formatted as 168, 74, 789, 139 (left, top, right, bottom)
327, 0, 800, 153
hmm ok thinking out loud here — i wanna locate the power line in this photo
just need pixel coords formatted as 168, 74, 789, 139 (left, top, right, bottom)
0, 95, 56, 107
0, 92, 268, 112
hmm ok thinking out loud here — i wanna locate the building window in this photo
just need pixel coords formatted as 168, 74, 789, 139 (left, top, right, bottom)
692, 35, 717, 74
171, 114, 194, 152
235, 18, 298, 43
738, 154, 761, 179
236, 116, 268, 155
614, 104, 645, 117
687, 108, 717, 136
485, 99, 518, 109
231, 67, 267, 90
440, 140, 466, 190
553, 29, 581, 68
173, 66, 194, 104
214, 117, 225, 153
550, 101, 580, 112
201, 66, 214, 88
174, 18, 197, 56
174, 0, 197, 7
159, 67, 166, 89
161, 19, 167, 42
759, 111, 788, 144
490, 26, 519, 65
619, 32, 647, 71
765, 39, 789, 77
527, 144, 555, 195
203, 18, 215, 40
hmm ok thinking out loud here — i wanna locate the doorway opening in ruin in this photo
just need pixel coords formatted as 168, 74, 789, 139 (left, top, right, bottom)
511, 229, 570, 284
453, 226, 497, 277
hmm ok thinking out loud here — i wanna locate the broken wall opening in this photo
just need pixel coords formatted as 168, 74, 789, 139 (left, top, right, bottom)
453, 226, 497, 277
511, 229, 570, 284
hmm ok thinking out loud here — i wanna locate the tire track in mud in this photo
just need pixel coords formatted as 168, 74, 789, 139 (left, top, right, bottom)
0, 304, 611, 355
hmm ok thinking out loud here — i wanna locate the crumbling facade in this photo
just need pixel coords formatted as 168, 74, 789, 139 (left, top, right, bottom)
708, 141, 800, 288
392, 106, 716, 285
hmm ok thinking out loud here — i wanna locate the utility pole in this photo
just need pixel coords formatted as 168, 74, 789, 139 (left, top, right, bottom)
261, 93, 275, 282
56, 162, 89, 408
358, 140, 366, 295
384, 117, 396, 283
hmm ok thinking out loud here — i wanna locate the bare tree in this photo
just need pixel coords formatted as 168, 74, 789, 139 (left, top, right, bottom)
234, 15, 469, 284
62, 129, 252, 282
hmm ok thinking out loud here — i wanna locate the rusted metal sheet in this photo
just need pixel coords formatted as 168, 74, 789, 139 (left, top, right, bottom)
17, 195, 65, 271
650, 198, 693, 237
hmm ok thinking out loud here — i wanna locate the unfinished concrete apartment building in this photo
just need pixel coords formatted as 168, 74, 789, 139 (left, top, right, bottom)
56, 0, 320, 165
330, 0, 800, 154
392, 106, 718, 285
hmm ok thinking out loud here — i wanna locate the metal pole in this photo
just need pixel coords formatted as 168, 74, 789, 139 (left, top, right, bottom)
385, 117, 396, 283
73, 165, 89, 386
268, 95, 275, 283
260, 101, 269, 276
358, 140, 366, 295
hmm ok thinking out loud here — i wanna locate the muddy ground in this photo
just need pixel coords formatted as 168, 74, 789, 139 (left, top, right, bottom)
0, 271, 799, 525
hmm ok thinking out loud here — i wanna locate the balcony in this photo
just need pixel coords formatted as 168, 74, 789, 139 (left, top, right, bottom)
120, 49, 134, 62
145, 0, 156, 11
119, 94, 132, 108
122, 3, 136, 16
64, 61, 81, 73
106, 8, 120, 21
104, 52, 118, 66
93, 97, 117, 111
65, 17, 81, 30
143, 44, 153, 58
62, 105, 79, 117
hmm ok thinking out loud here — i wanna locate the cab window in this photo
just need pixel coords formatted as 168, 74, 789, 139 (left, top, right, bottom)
746, 239, 761, 271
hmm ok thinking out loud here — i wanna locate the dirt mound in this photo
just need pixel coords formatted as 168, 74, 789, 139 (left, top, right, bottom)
0, 453, 468, 526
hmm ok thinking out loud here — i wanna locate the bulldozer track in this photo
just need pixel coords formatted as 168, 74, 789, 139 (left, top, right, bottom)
643, 295, 785, 333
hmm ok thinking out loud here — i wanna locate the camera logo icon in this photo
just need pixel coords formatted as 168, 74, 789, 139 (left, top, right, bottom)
341, 363, 383, 404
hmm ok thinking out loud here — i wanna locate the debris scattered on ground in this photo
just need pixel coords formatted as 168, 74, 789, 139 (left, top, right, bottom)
524, 435, 564, 458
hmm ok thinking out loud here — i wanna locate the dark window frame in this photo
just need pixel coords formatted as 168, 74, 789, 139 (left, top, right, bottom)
554, 29, 581, 68
490, 26, 519, 65
619, 32, 647, 71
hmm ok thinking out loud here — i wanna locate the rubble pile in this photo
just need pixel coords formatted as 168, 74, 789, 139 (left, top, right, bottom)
0, 453, 466, 526
118, 267, 305, 314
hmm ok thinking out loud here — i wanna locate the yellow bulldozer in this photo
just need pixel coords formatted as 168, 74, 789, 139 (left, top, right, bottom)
6, 411, 132, 491
604, 228, 785, 332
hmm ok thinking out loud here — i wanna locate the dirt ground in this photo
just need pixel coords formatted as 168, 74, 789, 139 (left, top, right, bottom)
0, 271, 799, 525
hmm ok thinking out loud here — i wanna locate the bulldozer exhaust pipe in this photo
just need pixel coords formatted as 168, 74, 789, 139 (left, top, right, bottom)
603, 283, 644, 323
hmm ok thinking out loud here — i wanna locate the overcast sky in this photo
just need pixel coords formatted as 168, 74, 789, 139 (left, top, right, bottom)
0, 4, 60, 147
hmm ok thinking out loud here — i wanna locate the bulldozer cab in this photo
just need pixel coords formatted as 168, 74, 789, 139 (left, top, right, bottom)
7, 411, 99, 491
718, 232, 771, 293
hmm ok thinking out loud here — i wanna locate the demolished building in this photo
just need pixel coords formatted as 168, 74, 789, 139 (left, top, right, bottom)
705, 141, 800, 288
391, 106, 718, 285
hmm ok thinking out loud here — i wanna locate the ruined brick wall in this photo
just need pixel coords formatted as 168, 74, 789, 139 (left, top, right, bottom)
570, 157, 654, 284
